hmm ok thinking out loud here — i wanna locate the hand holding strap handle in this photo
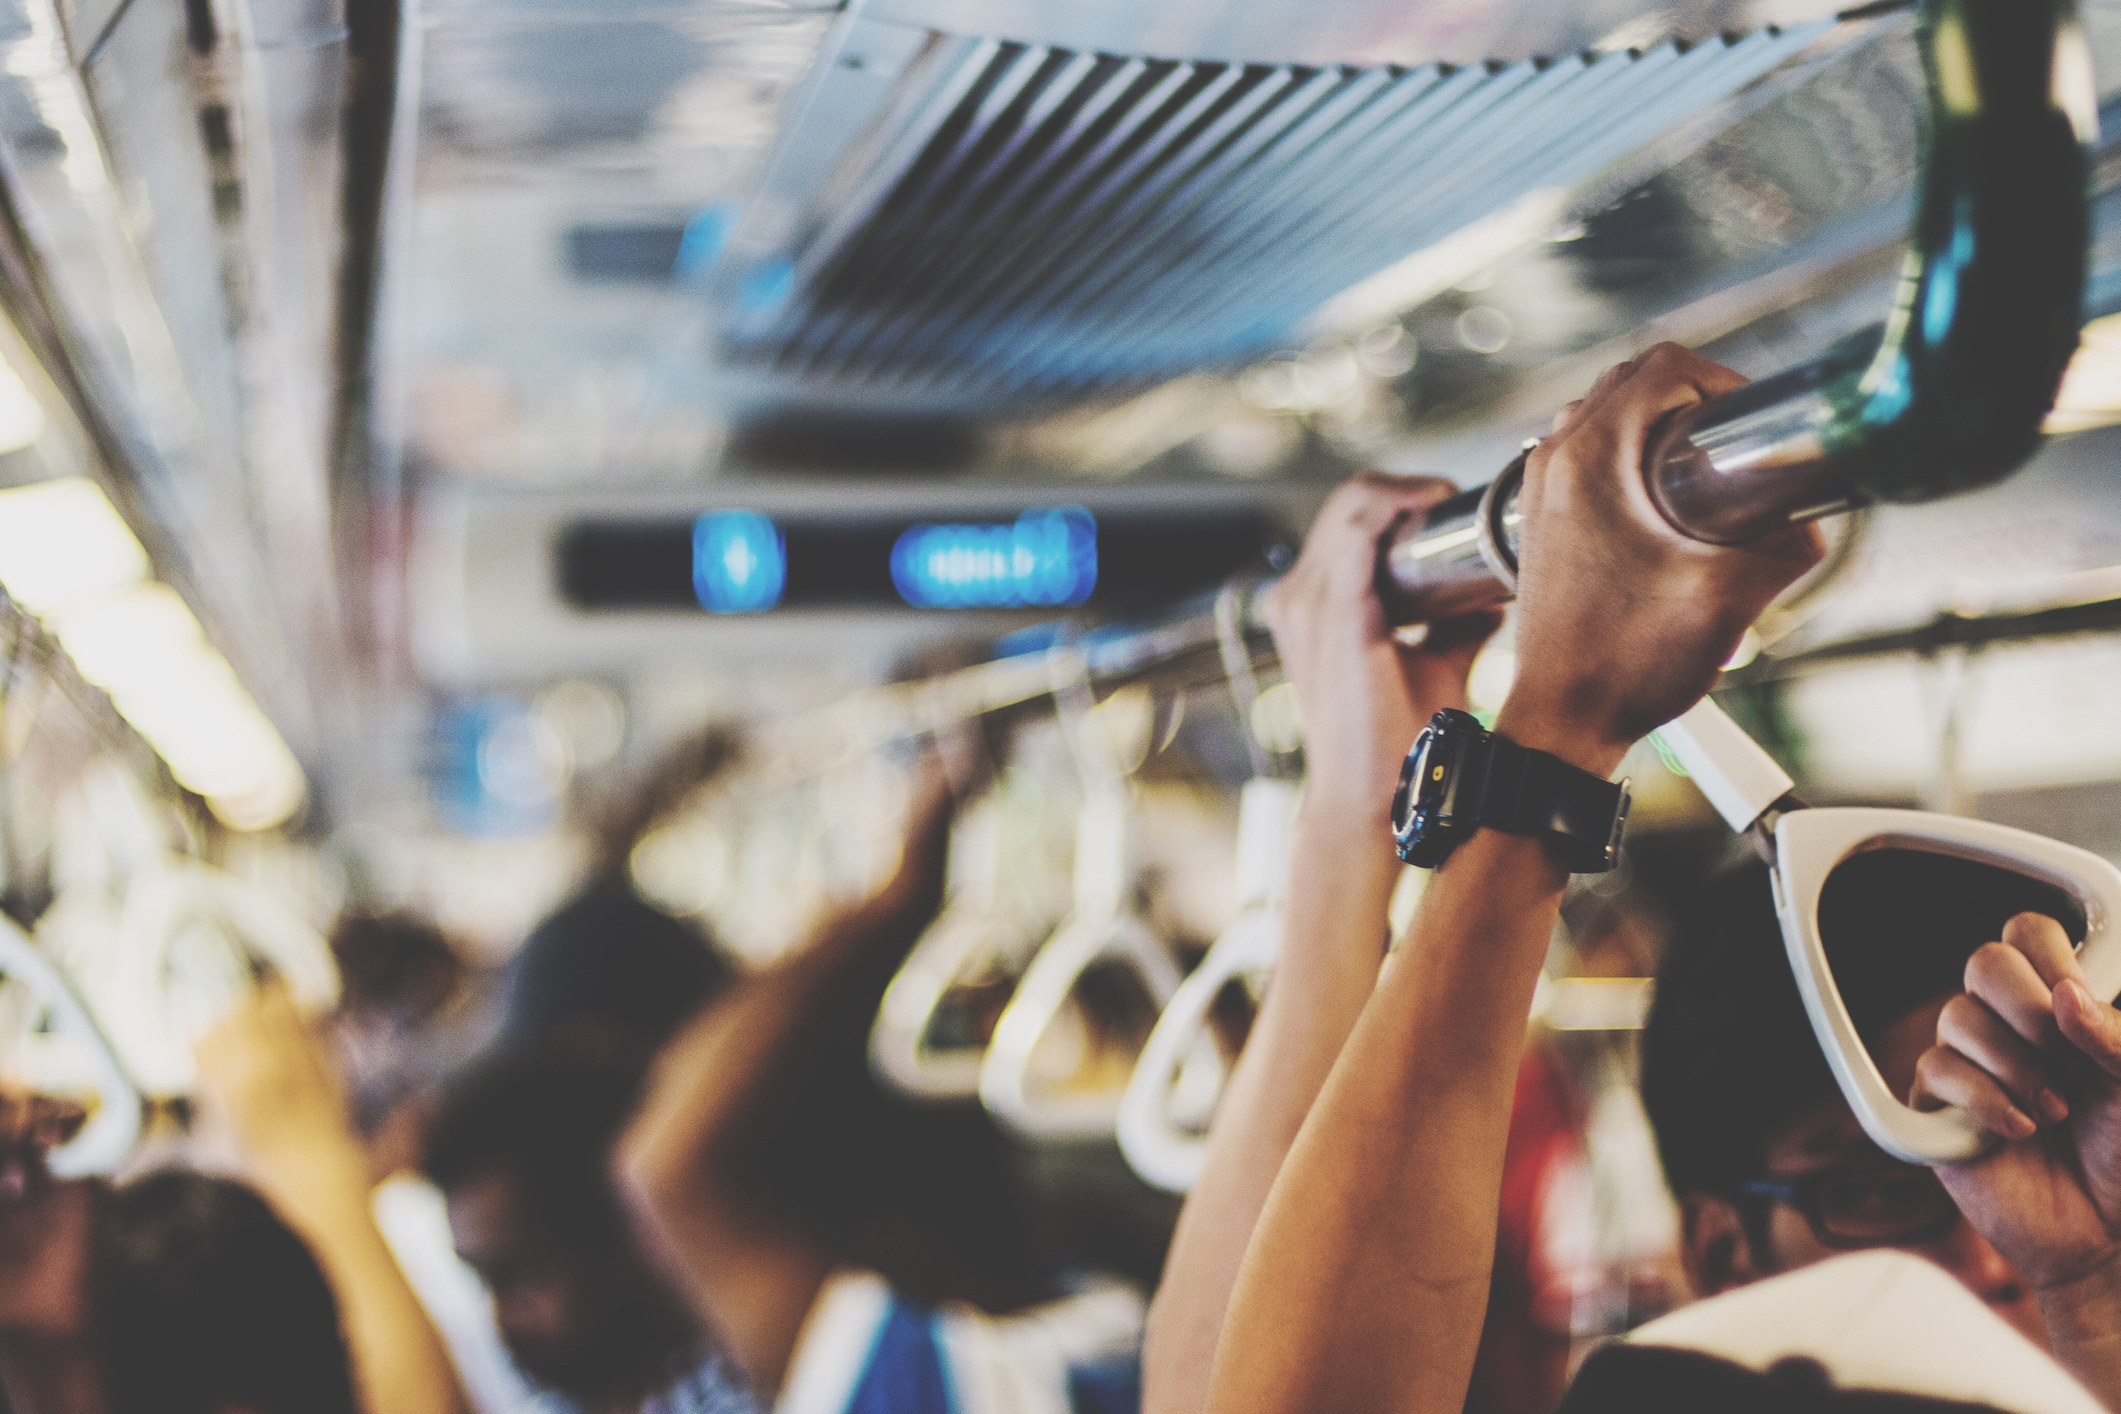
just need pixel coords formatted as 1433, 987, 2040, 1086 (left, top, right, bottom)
1773, 808, 2121, 1166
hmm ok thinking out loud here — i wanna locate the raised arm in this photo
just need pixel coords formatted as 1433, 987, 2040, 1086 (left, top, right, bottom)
1204, 344, 1822, 1414
1142, 473, 1497, 1414
615, 761, 956, 1392
193, 985, 472, 1414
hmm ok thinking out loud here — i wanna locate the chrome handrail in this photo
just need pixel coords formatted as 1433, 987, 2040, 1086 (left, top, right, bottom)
1385, 0, 2093, 613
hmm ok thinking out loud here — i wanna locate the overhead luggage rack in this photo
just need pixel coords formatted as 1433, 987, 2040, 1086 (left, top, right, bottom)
713, 16, 1847, 408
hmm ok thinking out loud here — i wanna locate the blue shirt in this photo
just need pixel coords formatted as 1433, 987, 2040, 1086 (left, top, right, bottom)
777, 1272, 1144, 1414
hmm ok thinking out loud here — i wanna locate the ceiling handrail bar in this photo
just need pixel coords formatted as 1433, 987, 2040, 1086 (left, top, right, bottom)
1384, 0, 2093, 615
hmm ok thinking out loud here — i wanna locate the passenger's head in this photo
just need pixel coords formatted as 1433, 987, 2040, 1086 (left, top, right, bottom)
332, 909, 466, 1031
1641, 854, 2080, 1345
424, 1044, 697, 1404
498, 874, 732, 1062
89, 1169, 359, 1414
330, 909, 470, 1132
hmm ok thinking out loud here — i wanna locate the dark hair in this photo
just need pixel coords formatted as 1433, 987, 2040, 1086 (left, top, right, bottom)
423, 1041, 643, 1248
1641, 853, 2085, 1198
331, 910, 465, 1026
498, 874, 732, 1060
1562, 1345, 2019, 1412
89, 1170, 358, 1414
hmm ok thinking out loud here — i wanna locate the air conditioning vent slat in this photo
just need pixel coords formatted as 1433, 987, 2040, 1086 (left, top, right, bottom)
830, 53, 1149, 357
721, 17, 1839, 406
916, 62, 1307, 376
819, 57, 1206, 372
772, 35, 1006, 314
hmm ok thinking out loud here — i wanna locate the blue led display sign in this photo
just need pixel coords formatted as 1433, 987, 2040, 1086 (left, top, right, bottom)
691, 510, 786, 613
558, 508, 1281, 614
890, 507, 1096, 609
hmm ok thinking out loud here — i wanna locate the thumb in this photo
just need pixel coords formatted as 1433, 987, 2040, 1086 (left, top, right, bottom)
2055, 977, 2121, 1081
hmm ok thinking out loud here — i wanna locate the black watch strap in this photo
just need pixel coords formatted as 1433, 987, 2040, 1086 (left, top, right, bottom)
1473, 732, 1630, 873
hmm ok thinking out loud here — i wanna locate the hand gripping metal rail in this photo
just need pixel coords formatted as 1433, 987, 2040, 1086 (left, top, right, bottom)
1377, 0, 2096, 1166
1380, 0, 2093, 617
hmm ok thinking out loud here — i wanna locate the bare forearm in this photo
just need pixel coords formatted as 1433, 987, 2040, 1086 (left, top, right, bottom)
1205, 828, 1569, 1414
1144, 812, 1403, 1414
2039, 1258, 2121, 1412
269, 1158, 470, 1414
615, 930, 866, 1370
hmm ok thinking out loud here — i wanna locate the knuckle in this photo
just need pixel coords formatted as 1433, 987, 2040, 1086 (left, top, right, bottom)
2002, 911, 2064, 949
1915, 1047, 1952, 1087
1965, 940, 2013, 991
1938, 993, 1983, 1040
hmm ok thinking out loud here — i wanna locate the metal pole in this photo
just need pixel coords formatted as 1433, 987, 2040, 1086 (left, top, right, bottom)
1384, 0, 2091, 619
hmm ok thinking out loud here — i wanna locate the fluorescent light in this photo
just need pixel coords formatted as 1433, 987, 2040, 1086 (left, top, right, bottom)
51, 584, 203, 692
0, 478, 147, 612
0, 479, 304, 830
107, 648, 305, 827
0, 359, 44, 454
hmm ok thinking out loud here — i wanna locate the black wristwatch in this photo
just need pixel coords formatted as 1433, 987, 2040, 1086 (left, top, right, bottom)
1390, 709, 1630, 872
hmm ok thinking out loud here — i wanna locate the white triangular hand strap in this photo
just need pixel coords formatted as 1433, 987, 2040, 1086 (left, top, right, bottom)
1773, 808, 2121, 1165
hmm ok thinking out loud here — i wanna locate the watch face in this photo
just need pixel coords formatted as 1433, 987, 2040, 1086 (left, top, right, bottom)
1392, 722, 1464, 867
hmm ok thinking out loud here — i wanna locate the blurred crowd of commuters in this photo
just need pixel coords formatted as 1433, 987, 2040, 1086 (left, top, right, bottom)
2, 346, 2119, 1414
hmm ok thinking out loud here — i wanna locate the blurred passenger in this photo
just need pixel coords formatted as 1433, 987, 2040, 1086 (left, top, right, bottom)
424, 1045, 748, 1414
193, 984, 473, 1414
495, 726, 736, 1069
0, 1089, 363, 1414
91, 1171, 362, 1414
498, 875, 730, 1065
417, 729, 746, 1414
329, 909, 478, 1174
313, 909, 562, 1414
1641, 856, 2116, 1360
618, 753, 1143, 1414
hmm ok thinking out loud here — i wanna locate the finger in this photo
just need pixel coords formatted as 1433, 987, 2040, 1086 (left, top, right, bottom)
1574, 357, 1639, 412
1913, 1045, 2039, 1140
2002, 912, 2088, 991
1348, 469, 1461, 510
1293, 480, 1455, 605
1520, 347, 1726, 510
2054, 977, 2121, 1082
1965, 939, 2066, 1052
1317, 472, 1461, 535
1575, 343, 1743, 452
1529, 364, 1634, 474
1936, 993, 2071, 1125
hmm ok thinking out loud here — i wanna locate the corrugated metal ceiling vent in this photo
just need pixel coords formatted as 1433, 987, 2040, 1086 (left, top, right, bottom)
720, 21, 1835, 408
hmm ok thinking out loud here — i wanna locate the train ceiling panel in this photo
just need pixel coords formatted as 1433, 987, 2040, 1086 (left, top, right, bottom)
710, 18, 1838, 410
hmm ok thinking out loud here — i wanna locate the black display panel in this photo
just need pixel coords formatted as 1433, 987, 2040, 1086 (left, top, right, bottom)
557, 508, 1284, 614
